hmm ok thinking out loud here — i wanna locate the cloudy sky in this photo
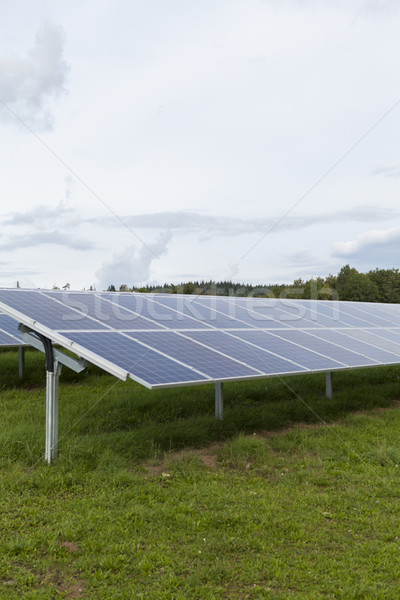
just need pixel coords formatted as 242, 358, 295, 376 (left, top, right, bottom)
1, 0, 400, 290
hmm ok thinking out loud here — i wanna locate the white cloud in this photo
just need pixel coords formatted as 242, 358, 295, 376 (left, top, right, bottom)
332, 227, 400, 255
372, 164, 400, 178
94, 232, 171, 290
0, 23, 69, 130
2, 201, 75, 228
90, 206, 397, 239
0, 231, 94, 252
331, 227, 400, 267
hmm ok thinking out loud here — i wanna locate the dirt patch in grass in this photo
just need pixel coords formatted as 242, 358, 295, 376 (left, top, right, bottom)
144, 443, 223, 476
35, 566, 85, 598
58, 578, 85, 598
60, 541, 80, 553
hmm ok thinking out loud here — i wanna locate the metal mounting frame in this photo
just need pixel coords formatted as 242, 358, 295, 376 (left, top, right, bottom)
19, 324, 87, 463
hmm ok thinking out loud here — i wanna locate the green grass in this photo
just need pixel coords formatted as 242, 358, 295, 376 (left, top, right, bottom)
1, 348, 400, 598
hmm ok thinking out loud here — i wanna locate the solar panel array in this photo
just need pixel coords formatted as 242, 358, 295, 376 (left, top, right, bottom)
0, 288, 400, 388
0, 310, 25, 347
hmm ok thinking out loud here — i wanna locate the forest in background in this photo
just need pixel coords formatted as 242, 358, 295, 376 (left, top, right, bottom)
105, 265, 400, 303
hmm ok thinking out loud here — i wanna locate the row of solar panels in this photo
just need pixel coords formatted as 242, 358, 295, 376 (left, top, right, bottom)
2, 289, 400, 331
0, 289, 400, 388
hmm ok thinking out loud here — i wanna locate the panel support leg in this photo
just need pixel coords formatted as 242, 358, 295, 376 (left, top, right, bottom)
215, 382, 224, 420
326, 371, 333, 399
45, 360, 62, 464
36, 332, 59, 465
18, 346, 25, 379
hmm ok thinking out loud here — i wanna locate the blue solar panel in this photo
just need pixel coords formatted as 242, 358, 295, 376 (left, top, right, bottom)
191, 297, 293, 329
1, 289, 400, 388
339, 303, 398, 327
294, 300, 378, 328
370, 328, 400, 345
44, 291, 164, 331
232, 330, 358, 370
269, 329, 381, 366
305, 302, 378, 328
184, 330, 306, 374
370, 304, 400, 326
151, 295, 254, 329
0, 329, 21, 346
340, 329, 400, 353
0, 290, 106, 331
309, 329, 400, 363
102, 293, 214, 330
126, 331, 261, 379
244, 302, 325, 329
0, 312, 25, 346
66, 331, 209, 386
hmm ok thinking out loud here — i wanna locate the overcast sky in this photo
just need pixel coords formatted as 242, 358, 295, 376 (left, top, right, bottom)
1, 0, 400, 290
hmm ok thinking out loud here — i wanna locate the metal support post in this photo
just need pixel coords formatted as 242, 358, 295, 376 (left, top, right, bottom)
326, 371, 333, 399
215, 382, 224, 420
45, 360, 62, 464
18, 325, 87, 464
18, 346, 25, 378
45, 369, 55, 463
34, 333, 57, 464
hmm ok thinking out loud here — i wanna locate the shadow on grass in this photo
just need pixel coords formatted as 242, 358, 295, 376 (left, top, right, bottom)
1, 348, 400, 469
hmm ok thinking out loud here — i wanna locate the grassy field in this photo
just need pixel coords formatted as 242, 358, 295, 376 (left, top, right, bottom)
1, 348, 400, 598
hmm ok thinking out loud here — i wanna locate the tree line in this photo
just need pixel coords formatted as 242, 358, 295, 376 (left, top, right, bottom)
107, 265, 400, 303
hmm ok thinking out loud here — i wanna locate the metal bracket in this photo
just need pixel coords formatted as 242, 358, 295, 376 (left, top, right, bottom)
18, 323, 87, 463
45, 360, 62, 463
18, 324, 87, 373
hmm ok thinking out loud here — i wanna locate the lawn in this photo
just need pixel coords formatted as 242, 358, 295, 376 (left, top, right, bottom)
1, 348, 400, 599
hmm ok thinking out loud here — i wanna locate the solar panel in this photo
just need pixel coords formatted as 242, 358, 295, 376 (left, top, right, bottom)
0, 311, 25, 347
1, 289, 400, 388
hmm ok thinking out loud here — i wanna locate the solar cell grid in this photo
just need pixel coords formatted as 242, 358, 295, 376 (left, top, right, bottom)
127, 331, 262, 379
184, 330, 307, 374
310, 329, 400, 363
223, 297, 339, 329
338, 303, 397, 327
342, 329, 400, 353
295, 300, 376, 328
66, 331, 209, 386
0, 290, 106, 331
103, 293, 214, 330
369, 304, 400, 326
334, 303, 392, 328
44, 291, 164, 331
233, 330, 356, 370
192, 297, 297, 329
370, 329, 400, 345
1, 289, 400, 388
0, 329, 22, 346
302, 302, 377, 328
151, 295, 254, 329
0, 313, 24, 345
263, 329, 379, 367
